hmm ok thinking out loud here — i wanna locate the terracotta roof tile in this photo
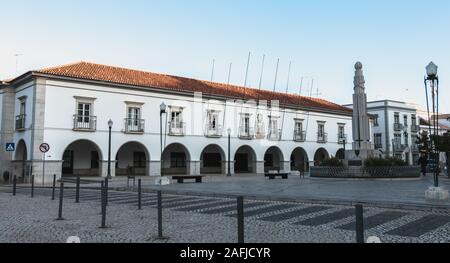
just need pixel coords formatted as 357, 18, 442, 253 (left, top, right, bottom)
33, 61, 352, 114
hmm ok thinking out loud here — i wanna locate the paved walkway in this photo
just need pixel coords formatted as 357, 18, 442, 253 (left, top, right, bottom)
109, 174, 450, 210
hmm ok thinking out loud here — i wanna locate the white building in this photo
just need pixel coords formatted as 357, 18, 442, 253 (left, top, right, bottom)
0, 61, 353, 183
346, 100, 422, 165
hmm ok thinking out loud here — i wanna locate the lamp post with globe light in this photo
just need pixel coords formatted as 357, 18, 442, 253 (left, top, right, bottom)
107, 119, 113, 179
160, 103, 167, 177
424, 62, 439, 187
227, 128, 232, 176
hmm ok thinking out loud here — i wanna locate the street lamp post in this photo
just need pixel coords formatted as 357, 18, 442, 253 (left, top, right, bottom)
160, 103, 167, 177
227, 128, 232, 176
424, 62, 439, 187
107, 119, 113, 179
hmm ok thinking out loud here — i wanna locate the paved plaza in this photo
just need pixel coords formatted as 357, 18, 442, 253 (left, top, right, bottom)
1, 175, 450, 243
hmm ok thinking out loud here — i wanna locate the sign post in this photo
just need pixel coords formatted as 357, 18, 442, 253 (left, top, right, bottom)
39, 143, 50, 185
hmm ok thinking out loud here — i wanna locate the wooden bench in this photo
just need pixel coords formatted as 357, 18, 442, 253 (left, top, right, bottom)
172, 175, 203, 183
264, 173, 289, 180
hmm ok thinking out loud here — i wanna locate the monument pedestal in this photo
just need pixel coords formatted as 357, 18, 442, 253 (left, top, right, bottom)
345, 149, 381, 167
425, 186, 449, 201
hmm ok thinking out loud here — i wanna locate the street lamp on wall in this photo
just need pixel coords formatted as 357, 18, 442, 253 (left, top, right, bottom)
160, 102, 167, 177
424, 61, 439, 187
107, 119, 113, 179
227, 128, 232, 177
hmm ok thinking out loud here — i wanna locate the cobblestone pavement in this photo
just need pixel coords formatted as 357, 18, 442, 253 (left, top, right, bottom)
1, 186, 450, 243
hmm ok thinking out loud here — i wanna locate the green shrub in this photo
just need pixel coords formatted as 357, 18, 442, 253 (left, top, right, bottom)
319, 157, 344, 167
364, 156, 407, 167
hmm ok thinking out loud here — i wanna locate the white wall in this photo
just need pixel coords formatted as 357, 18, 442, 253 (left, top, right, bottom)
0, 78, 353, 177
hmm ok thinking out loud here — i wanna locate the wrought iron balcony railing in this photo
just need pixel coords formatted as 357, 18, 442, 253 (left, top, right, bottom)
124, 118, 145, 133
15, 114, 26, 131
338, 134, 348, 144
238, 126, 254, 140
410, 124, 420, 133
317, 132, 328, 143
267, 129, 282, 141
393, 123, 404, 131
293, 130, 306, 142
168, 121, 186, 136
73, 115, 97, 131
205, 124, 223, 138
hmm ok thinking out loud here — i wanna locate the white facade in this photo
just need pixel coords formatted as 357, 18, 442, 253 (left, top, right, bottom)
354, 100, 422, 165
0, 64, 353, 183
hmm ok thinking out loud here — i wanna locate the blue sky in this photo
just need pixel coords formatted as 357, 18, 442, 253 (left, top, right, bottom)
1, 0, 449, 111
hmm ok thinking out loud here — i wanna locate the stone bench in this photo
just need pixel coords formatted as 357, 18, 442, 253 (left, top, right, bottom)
172, 175, 203, 183
264, 173, 289, 180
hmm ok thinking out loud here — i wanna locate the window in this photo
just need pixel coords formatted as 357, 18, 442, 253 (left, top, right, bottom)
411, 115, 417, 126
241, 114, 250, 133
20, 101, 26, 115
338, 125, 345, 139
77, 103, 91, 123
295, 121, 303, 133
256, 113, 264, 135
373, 114, 379, 126
403, 115, 408, 126
133, 152, 146, 168
394, 133, 402, 145
171, 110, 182, 125
268, 117, 279, 134
318, 123, 325, 137
170, 152, 186, 168
91, 151, 99, 169
374, 134, 382, 147
207, 111, 219, 130
394, 113, 400, 124
404, 132, 409, 145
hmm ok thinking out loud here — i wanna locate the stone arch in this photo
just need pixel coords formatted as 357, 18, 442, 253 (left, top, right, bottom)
234, 145, 257, 174
62, 139, 103, 177
162, 143, 191, 175
14, 140, 28, 179
314, 148, 330, 166
200, 144, 226, 174
264, 146, 284, 172
291, 147, 309, 172
115, 141, 150, 176
336, 148, 345, 160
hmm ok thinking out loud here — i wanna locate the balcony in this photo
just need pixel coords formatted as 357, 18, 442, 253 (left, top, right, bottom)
338, 134, 348, 144
317, 133, 328, 143
410, 124, 420, 133
204, 124, 223, 138
73, 115, 97, 131
169, 121, 186, 136
124, 118, 145, 134
374, 143, 383, 149
293, 130, 306, 142
238, 126, 254, 140
393, 123, 404, 131
393, 143, 407, 152
267, 129, 282, 141
15, 114, 26, 131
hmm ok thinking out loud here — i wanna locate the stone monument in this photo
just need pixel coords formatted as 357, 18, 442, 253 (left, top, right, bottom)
345, 62, 381, 166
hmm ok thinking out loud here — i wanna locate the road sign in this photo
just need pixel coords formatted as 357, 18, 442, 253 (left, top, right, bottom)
39, 143, 50, 153
6, 143, 15, 152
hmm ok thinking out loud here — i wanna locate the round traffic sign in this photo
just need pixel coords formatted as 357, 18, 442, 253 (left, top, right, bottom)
39, 143, 50, 153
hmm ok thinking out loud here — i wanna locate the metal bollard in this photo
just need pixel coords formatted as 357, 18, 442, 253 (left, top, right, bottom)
75, 176, 80, 203
157, 191, 163, 238
13, 175, 17, 196
138, 179, 142, 210
57, 182, 64, 220
355, 204, 364, 243
237, 196, 244, 243
105, 178, 109, 206
52, 174, 56, 200
100, 182, 107, 228
31, 174, 35, 198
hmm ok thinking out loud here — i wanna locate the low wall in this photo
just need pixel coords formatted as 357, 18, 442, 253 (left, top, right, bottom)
311, 166, 421, 178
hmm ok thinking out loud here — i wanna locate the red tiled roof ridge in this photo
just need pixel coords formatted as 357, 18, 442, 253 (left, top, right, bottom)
31, 61, 351, 114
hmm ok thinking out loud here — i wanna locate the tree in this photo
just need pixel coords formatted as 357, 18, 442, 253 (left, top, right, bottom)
417, 130, 431, 156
